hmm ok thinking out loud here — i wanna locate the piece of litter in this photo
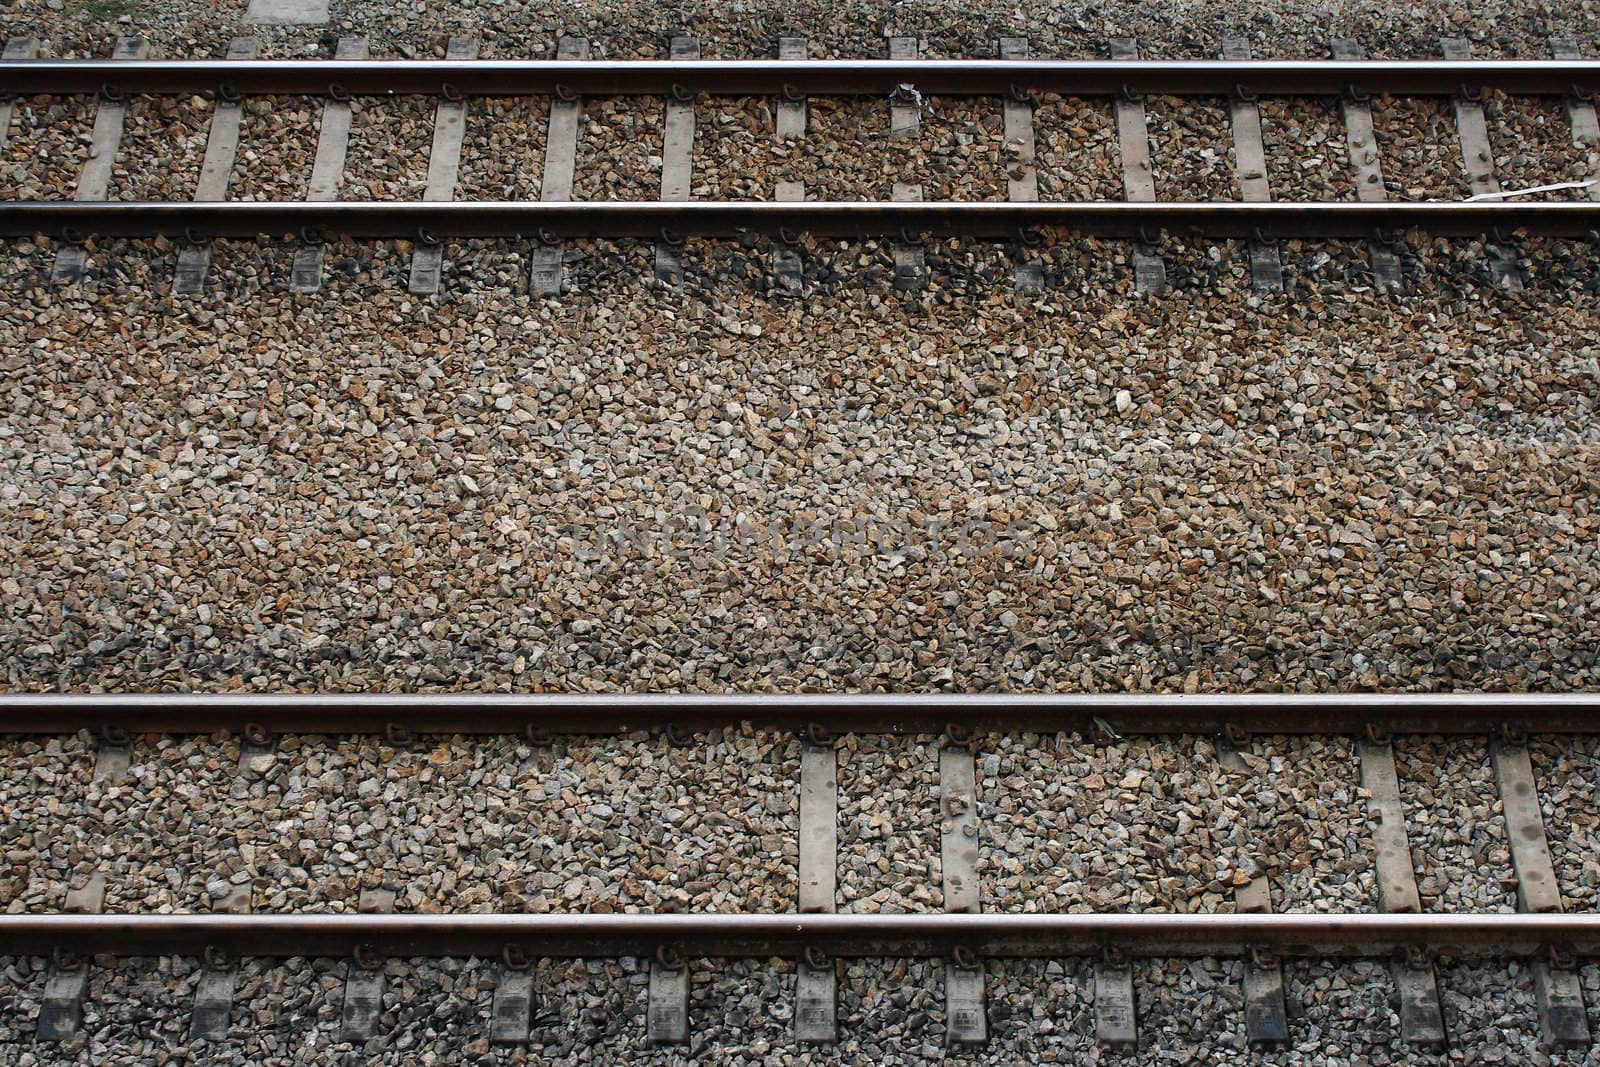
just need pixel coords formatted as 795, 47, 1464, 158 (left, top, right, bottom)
1466, 178, 1599, 201
892, 83, 925, 112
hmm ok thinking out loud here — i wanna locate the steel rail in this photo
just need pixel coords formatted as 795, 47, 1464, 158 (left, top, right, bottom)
2, 58, 1598, 98
5, 200, 1600, 240
6, 912, 1600, 960
3, 693, 1598, 737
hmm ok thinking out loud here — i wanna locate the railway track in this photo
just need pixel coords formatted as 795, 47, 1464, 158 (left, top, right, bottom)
3, 35, 1600, 295
5, 26, 1600, 1062
1, 694, 1597, 1051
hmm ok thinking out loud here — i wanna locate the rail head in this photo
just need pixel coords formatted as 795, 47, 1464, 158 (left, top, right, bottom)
5, 199, 1600, 241
1, 58, 1599, 98
6, 911, 1600, 961
2, 692, 1598, 737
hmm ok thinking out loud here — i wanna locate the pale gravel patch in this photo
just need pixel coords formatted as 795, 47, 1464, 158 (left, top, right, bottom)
1133, 957, 1248, 1058
0, 956, 47, 1052
1394, 737, 1518, 914
973, 734, 1240, 914
92, 736, 247, 913
230, 95, 319, 202
947, 960, 1095, 1064
516, 728, 799, 914
224, 728, 797, 916
1435, 962, 1551, 1065
1145, 97, 1235, 200
974, 733, 1369, 915
1530, 736, 1600, 912
1278, 961, 1408, 1065
106, 957, 203, 1057
455, 97, 548, 202
240, 735, 492, 915
0, 96, 94, 201
0, 736, 94, 913
895, 98, 1005, 201
798, 99, 891, 201
110, 94, 209, 201
835, 958, 945, 1062
228, 956, 349, 1061
523, 957, 643, 1064
1372, 96, 1463, 200
573, 97, 664, 201
836, 735, 941, 913
1486, 91, 1593, 199
693, 99, 779, 201
343, 96, 435, 201
1247, 736, 1375, 914
1259, 99, 1355, 201
1034, 95, 1121, 201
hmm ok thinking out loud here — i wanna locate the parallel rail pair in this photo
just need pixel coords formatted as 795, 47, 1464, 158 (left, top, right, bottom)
10, 915, 1600, 1047
3, 50, 1600, 243
3, 692, 1598, 1047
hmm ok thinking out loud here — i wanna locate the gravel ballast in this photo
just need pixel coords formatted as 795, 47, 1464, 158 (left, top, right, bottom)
836, 735, 942, 913
1530, 736, 1600, 912
110, 95, 209, 201
0, 95, 93, 202
230, 95, 319, 202
4, 261, 1596, 692
5, 0, 1600, 64
1393, 737, 1519, 914
0, 736, 94, 914
1259, 100, 1355, 202
5, 0, 1600, 1062
1034, 96, 1122, 201
343, 97, 435, 201
40, 729, 798, 916
1372, 97, 1464, 200
1144, 97, 1237, 200
1, 955, 1597, 1064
